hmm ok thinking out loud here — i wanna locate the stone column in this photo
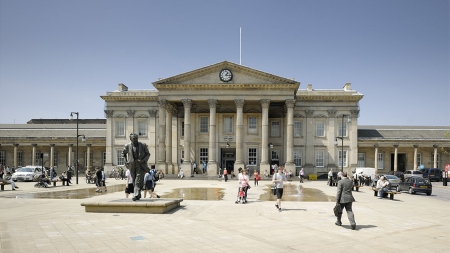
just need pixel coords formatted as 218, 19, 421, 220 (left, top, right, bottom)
413, 145, 419, 170
86, 144, 91, 172
260, 99, 271, 172
126, 110, 135, 136
374, 144, 379, 170
305, 110, 314, 172
165, 104, 173, 174
50, 144, 55, 168
207, 99, 218, 174
433, 144, 438, 168
104, 110, 114, 172
393, 145, 399, 172
181, 99, 193, 175
234, 99, 245, 170
149, 110, 158, 165
32, 144, 37, 166
13, 143, 19, 168
157, 99, 167, 172
285, 99, 296, 172
68, 144, 73, 168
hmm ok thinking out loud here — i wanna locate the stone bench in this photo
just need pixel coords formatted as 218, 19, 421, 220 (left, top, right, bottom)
81, 198, 183, 214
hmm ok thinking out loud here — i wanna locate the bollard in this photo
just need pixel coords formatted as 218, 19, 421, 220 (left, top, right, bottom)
443, 177, 447, 186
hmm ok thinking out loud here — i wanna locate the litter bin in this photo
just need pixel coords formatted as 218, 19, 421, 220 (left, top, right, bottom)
443, 177, 447, 186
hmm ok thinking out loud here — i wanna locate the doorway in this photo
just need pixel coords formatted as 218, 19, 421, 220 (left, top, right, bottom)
221, 148, 235, 173
391, 154, 406, 172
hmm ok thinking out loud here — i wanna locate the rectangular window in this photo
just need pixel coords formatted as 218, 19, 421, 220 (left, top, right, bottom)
294, 121, 302, 137
248, 117, 257, 134
431, 153, 440, 168
224, 116, 233, 133
0, 151, 5, 166
338, 150, 348, 167
417, 153, 421, 168
85, 152, 93, 167
18, 151, 23, 167
181, 150, 185, 161
316, 121, 325, 137
35, 151, 42, 165
357, 153, 365, 167
271, 121, 280, 137
116, 121, 125, 136
315, 150, 324, 167
102, 152, 106, 167
248, 148, 257, 166
53, 151, 58, 167
200, 117, 208, 133
117, 150, 125, 166
181, 121, 185, 137
138, 121, 147, 136
294, 150, 302, 167
338, 122, 348, 137
199, 148, 208, 164
377, 153, 384, 170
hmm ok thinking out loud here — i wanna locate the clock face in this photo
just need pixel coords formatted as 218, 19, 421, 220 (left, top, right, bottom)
219, 69, 233, 82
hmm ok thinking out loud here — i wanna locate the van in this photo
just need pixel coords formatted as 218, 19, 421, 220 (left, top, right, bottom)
354, 167, 376, 180
420, 168, 442, 182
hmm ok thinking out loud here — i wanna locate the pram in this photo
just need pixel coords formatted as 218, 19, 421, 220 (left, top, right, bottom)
234, 183, 250, 204
34, 174, 49, 188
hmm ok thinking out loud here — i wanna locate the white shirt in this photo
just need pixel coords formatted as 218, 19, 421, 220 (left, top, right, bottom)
126, 169, 133, 184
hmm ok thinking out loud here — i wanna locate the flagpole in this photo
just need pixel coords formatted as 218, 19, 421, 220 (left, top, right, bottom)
240, 27, 242, 65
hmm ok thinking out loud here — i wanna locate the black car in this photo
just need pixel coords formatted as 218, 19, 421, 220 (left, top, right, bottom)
420, 168, 442, 182
396, 176, 432, 195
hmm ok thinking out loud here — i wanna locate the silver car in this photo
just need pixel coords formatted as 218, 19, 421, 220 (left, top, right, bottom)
11, 166, 43, 182
383, 175, 401, 188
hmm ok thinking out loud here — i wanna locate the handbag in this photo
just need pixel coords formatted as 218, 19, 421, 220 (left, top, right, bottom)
333, 203, 342, 216
271, 185, 277, 195
334, 192, 342, 216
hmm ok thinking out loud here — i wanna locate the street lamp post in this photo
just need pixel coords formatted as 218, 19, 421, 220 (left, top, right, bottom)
70, 112, 85, 184
335, 114, 351, 172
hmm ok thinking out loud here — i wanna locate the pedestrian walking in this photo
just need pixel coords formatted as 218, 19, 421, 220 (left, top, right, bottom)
299, 168, 304, 183
335, 171, 356, 230
272, 166, 288, 212
223, 168, 228, 182
253, 170, 260, 186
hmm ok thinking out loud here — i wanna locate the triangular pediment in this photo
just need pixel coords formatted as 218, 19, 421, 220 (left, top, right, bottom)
153, 61, 300, 90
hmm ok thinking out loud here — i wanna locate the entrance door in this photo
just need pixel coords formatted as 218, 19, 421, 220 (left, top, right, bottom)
221, 148, 235, 173
391, 154, 407, 172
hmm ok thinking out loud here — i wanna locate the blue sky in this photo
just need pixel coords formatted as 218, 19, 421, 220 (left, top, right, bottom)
0, 0, 449, 126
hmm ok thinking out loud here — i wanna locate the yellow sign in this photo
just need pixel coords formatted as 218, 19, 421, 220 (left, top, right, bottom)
309, 174, 317, 180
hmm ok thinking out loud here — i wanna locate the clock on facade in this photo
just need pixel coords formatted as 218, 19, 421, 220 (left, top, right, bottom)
219, 69, 233, 82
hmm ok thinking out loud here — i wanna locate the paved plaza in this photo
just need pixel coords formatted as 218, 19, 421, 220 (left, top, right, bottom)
1, 176, 449, 253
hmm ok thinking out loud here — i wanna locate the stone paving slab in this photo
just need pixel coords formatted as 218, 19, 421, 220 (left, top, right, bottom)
1, 177, 449, 253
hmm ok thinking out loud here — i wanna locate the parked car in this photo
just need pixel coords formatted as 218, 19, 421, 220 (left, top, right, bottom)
11, 166, 43, 182
396, 176, 432, 195
403, 170, 423, 179
420, 168, 442, 182
388, 171, 404, 182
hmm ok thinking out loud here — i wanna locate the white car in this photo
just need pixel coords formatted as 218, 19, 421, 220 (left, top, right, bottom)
11, 166, 43, 182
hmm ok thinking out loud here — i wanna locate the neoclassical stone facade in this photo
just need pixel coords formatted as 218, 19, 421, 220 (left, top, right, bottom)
101, 61, 365, 176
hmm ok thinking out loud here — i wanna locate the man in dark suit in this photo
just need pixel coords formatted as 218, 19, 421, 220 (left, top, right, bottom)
122, 133, 150, 201
335, 171, 356, 230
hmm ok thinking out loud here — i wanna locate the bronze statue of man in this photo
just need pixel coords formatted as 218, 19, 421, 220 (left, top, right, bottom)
122, 133, 150, 201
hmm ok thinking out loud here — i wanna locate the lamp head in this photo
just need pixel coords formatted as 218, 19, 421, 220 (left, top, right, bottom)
226, 142, 230, 148
81, 135, 86, 143
70, 113, 73, 120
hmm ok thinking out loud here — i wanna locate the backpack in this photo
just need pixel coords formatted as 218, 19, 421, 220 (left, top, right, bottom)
150, 169, 158, 181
